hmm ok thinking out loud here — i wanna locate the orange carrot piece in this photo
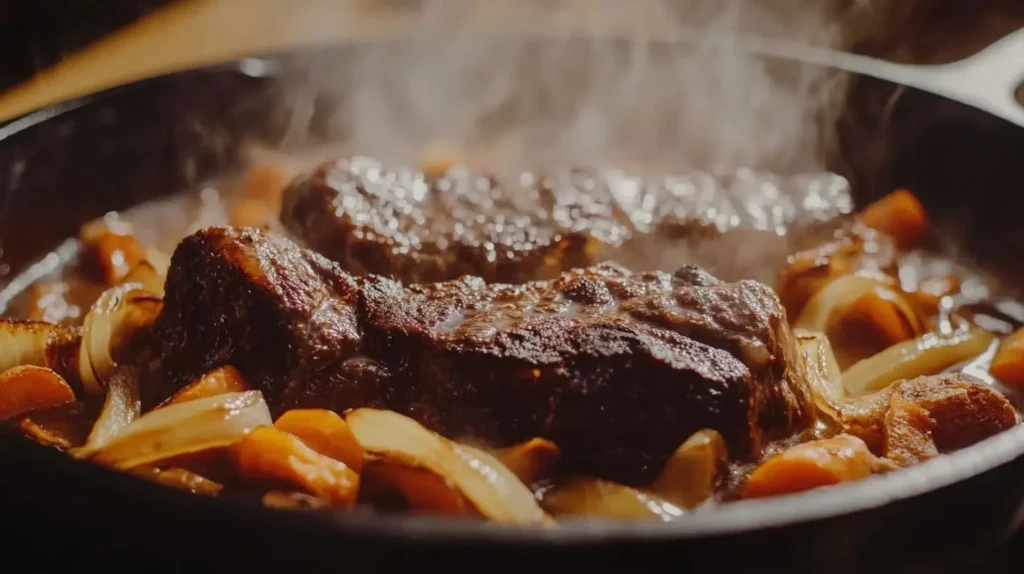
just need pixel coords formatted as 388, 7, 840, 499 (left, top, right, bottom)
92, 231, 147, 286
0, 365, 76, 420
234, 426, 359, 507
160, 366, 252, 407
845, 288, 919, 347
743, 435, 878, 499
859, 189, 929, 250
274, 409, 365, 472
990, 327, 1024, 388
242, 164, 293, 203
230, 198, 277, 228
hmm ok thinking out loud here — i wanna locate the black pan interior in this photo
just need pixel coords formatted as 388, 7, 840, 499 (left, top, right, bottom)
2, 39, 1024, 572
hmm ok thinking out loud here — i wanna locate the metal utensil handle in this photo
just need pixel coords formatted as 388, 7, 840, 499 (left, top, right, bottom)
727, 27, 1024, 127
926, 27, 1024, 127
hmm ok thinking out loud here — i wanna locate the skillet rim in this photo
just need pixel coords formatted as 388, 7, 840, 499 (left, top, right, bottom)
2, 37, 1024, 544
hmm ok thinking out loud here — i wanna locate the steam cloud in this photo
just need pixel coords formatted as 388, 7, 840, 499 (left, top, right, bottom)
243, 0, 887, 283
271, 0, 866, 175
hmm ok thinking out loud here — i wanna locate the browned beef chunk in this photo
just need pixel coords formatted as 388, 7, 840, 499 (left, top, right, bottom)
279, 156, 852, 284
154, 227, 815, 483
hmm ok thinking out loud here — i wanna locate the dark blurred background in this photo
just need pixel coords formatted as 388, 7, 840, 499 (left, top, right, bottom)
0, 1, 174, 92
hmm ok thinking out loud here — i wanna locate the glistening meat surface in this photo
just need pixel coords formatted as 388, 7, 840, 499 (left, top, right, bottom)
280, 156, 852, 284
154, 227, 815, 482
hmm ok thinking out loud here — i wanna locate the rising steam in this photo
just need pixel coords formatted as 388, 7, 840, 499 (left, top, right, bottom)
270, 0, 862, 175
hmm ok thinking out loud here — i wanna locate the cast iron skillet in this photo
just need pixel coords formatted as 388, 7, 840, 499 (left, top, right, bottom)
1, 37, 1024, 573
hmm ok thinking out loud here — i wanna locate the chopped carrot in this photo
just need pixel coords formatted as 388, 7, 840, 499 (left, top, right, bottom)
859, 189, 929, 250
914, 275, 961, 312
241, 163, 293, 203
234, 426, 359, 508
0, 365, 76, 420
361, 461, 471, 516
160, 366, 252, 408
844, 287, 920, 347
92, 231, 147, 285
743, 435, 878, 499
274, 409, 365, 472
230, 197, 277, 228
990, 326, 1024, 389
494, 438, 561, 485
419, 140, 463, 179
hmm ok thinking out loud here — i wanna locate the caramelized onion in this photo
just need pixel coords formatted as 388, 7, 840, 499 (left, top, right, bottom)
794, 272, 917, 336
0, 320, 79, 375
75, 366, 141, 456
794, 329, 845, 418
0, 365, 76, 421
345, 408, 545, 524
651, 429, 727, 509
493, 438, 560, 485
120, 261, 165, 296
87, 390, 271, 469
77, 283, 162, 395
842, 328, 995, 396
536, 477, 684, 521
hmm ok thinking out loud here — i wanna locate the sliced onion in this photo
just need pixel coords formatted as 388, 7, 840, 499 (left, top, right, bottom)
88, 390, 271, 469
842, 328, 995, 396
793, 272, 910, 333
536, 477, 684, 521
121, 260, 165, 296
77, 282, 162, 395
794, 328, 846, 418
0, 320, 79, 374
143, 247, 171, 277
345, 408, 546, 524
74, 366, 141, 456
454, 443, 547, 518
492, 438, 560, 485
651, 429, 727, 509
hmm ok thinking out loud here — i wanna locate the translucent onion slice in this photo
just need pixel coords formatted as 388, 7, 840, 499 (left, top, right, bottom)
651, 429, 727, 509
77, 283, 162, 395
793, 272, 911, 333
88, 390, 271, 469
794, 329, 846, 418
120, 260, 165, 296
0, 320, 77, 374
536, 477, 684, 521
842, 328, 995, 396
74, 367, 141, 456
454, 444, 547, 518
345, 408, 545, 524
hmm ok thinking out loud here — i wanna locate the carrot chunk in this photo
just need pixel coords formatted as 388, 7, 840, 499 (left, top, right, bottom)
990, 326, 1024, 389
274, 409, 365, 472
845, 288, 919, 347
859, 189, 929, 249
743, 435, 878, 499
234, 426, 359, 507
241, 163, 293, 203
230, 198, 277, 228
0, 365, 76, 420
92, 232, 147, 286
